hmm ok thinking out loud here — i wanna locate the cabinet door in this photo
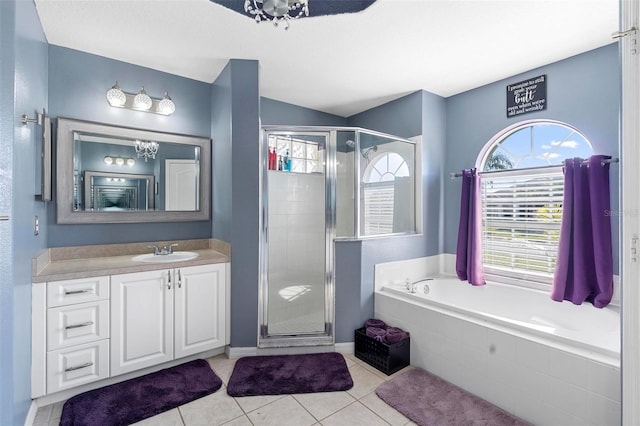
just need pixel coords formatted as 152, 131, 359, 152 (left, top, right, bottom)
110, 269, 173, 376
174, 264, 226, 358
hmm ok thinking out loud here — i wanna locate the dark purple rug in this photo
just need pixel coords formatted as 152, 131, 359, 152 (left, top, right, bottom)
376, 368, 530, 426
59, 359, 222, 426
227, 352, 353, 397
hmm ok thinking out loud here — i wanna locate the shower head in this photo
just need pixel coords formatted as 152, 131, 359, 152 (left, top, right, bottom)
361, 145, 378, 160
345, 139, 355, 148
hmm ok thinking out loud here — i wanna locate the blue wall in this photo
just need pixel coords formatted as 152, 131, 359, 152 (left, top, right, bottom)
212, 60, 262, 348
0, 1, 49, 424
444, 44, 620, 269
47, 46, 213, 247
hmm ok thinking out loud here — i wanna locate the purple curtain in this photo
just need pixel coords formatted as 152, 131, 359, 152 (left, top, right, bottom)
456, 168, 485, 285
551, 155, 613, 308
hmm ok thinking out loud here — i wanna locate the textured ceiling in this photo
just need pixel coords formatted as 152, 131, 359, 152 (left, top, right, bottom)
34, 0, 618, 117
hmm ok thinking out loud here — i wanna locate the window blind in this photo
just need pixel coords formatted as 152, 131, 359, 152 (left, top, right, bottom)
363, 183, 394, 235
480, 166, 564, 285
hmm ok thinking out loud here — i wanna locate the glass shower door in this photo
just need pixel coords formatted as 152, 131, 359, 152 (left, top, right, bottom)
260, 130, 334, 346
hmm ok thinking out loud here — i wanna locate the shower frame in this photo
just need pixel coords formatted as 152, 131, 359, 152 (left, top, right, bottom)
258, 125, 416, 348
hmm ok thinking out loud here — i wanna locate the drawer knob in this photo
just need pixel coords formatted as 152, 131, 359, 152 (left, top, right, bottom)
64, 321, 94, 330
64, 289, 93, 295
65, 362, 93, 372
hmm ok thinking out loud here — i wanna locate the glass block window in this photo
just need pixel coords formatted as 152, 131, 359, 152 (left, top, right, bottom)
268, 135, 323, 174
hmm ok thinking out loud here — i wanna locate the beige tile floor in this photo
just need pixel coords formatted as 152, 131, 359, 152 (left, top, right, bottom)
33, 353, 417, 426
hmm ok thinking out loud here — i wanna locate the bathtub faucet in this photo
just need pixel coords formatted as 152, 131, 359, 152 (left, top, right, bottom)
405, 278, 434, 293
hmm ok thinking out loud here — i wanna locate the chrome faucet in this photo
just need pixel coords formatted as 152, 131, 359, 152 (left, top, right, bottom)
405, 277, 434, 293
147, 243, 178, 255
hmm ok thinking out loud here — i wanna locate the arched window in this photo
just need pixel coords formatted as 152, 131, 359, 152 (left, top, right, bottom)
477, 120, 593, 288
362, 152, 411, 235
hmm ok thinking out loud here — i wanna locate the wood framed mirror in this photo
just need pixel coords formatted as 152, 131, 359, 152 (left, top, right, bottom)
56, 117, 211, 224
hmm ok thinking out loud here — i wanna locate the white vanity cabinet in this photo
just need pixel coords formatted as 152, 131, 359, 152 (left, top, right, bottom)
32, 261, 229, 399
32, 276, 111, 398
110, 263, 226, 376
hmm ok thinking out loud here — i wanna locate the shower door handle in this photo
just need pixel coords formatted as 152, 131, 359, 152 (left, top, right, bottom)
263, 208, 268, 243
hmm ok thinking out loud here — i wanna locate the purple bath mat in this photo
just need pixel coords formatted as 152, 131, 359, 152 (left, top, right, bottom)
60, 359, 222, 426
376, 368, 530, 426
227, 352, 353, 397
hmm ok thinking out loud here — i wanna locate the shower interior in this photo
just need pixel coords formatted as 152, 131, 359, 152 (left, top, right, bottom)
259, 126, 416, 347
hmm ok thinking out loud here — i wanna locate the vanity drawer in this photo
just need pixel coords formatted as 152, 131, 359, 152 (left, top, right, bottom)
47, 276, 109, 307
46, 339, 109, 394
47, 300, 109, 351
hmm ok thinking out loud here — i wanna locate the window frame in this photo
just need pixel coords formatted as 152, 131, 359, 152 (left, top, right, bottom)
476, 119, 593, 290
360, 150, 415, 238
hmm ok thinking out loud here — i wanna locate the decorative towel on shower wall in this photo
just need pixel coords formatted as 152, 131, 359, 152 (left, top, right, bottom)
455, 168, 486, 285
552, 155, 614, 308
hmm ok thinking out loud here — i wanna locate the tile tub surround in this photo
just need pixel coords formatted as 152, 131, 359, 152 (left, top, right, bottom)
33, 353, 417, 426
32, 239, 230, 282
375, 289, 621, 425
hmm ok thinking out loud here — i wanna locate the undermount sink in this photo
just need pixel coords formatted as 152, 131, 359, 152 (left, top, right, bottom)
131, 251, 199, 263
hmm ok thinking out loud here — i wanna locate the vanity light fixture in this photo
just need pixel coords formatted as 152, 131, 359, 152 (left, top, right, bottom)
106, 82, 176, 116
157, 93, 176, 115
106, 82, 126, 107
104, 156, 135, 166
133, 87, 152, 111
134, 140, 159, 161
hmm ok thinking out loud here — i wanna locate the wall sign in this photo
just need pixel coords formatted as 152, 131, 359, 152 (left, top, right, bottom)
506, 74, 547, 118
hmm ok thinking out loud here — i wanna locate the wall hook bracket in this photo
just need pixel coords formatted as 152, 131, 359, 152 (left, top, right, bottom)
21, 112, 43, 126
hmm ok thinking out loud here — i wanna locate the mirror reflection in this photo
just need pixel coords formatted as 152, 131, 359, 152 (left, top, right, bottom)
74, 132, 200, 212
56, 118, 211, 224
84, 171, 155, 211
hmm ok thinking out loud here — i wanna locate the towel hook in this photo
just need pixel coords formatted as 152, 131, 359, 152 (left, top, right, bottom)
21, 112, 43, 126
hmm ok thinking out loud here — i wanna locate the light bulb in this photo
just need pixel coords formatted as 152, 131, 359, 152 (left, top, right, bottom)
133, 87, 152, 111
104, 156, 113, 165
106, 82, 126, 107
126, 158, 135, 166
115, 157, 125, 166
157, 92, 176, 115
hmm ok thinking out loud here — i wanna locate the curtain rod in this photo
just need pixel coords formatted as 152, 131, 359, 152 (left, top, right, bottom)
449, 157, 619, 179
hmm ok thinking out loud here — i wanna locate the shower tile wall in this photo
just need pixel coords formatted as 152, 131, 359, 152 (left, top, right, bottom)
268, 171, 326, 334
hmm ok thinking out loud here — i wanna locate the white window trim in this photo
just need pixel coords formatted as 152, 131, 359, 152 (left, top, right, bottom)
477, 120, 593, 290
475, 119, 593, 169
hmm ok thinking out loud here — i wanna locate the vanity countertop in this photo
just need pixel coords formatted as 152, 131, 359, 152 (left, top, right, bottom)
32, 239, 230, 283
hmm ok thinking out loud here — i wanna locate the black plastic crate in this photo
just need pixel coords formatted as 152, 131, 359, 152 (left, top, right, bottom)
354, 327, 410, 375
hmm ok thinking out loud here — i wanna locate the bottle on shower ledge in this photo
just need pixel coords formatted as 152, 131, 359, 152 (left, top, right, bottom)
268, 147, 276, 170
278, 155, 283, 171
283, 149, 291, 172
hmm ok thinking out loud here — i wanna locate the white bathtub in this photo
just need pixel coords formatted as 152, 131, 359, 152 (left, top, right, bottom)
382, 277, 620, 360
374, 268, 621, 425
